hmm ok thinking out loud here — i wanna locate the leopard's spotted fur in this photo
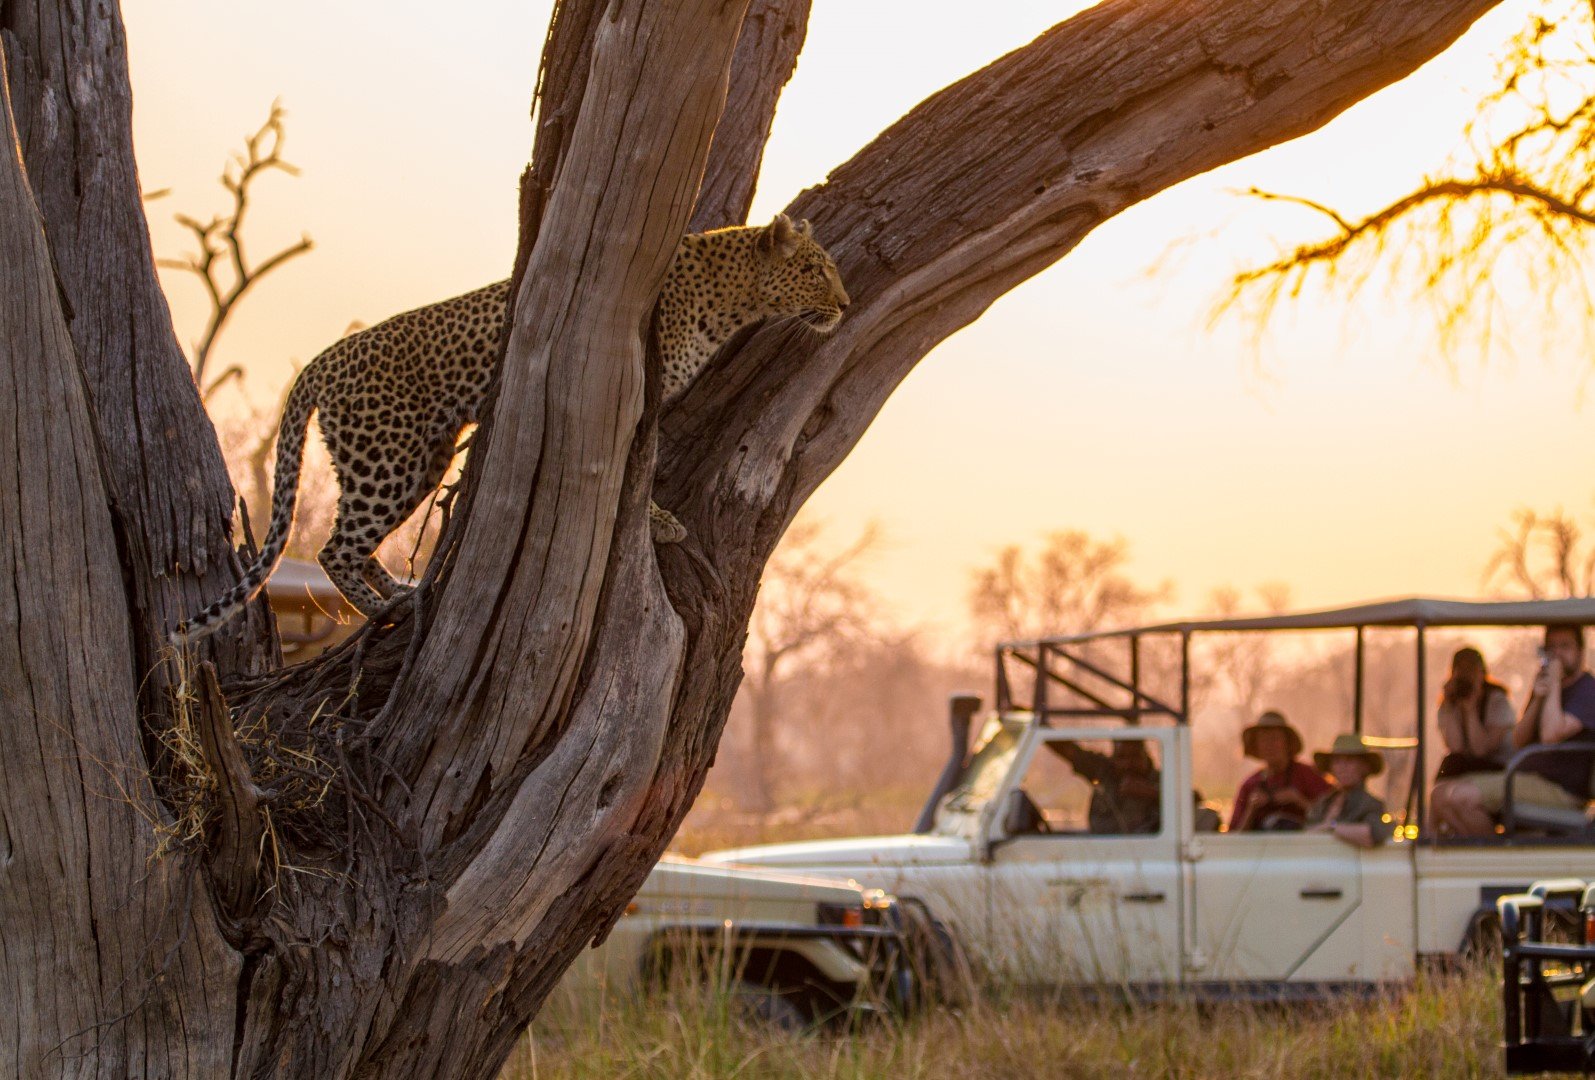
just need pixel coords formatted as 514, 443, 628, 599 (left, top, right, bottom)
173, 214, 848, 643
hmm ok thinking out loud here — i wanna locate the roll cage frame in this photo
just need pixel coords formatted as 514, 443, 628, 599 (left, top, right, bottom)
994, 596, 1595, 842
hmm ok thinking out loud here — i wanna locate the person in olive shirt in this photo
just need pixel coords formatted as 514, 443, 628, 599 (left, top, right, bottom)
1305, 734, 1393, 848
1054, 739, 1162, 834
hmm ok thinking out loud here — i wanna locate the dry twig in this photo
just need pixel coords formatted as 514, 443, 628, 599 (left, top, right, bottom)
157, 101, 313, 388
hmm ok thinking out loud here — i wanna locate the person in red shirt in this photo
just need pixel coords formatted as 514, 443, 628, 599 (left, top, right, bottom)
1229, 711, 1333, 831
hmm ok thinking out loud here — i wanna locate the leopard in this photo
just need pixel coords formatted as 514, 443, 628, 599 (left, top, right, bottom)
172, 213, 848, 644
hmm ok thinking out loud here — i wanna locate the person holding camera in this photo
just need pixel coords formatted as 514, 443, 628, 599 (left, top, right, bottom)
1434, 646, 1516, 777
1431, 625, 1595, 837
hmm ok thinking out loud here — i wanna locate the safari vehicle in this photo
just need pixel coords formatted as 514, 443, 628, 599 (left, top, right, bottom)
1498, 878, 1595, 1075
548, 853, 914, 1029
706, 598, 1595, 996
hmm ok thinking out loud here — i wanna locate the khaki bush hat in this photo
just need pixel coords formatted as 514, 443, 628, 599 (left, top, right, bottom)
1312, 732, 1385, 777
1241, 710, 1304, 759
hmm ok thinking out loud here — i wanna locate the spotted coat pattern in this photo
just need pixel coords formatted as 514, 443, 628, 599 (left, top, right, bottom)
173, 215, 848, 643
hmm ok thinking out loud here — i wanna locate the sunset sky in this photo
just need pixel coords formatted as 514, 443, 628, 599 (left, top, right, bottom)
123, 0, 1590, 640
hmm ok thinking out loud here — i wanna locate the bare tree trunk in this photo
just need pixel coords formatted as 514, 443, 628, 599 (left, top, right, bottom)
690, 0, 811, 232
0, 0, 1503, 1076
0, 45, 237, 1075
1, 2, 265, 673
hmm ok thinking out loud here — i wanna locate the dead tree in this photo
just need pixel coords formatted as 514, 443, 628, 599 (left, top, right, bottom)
742, 517, 880, 812
1484, 505, 1595, 597
157, 101, 314, 390
0, 0, 1506, 1075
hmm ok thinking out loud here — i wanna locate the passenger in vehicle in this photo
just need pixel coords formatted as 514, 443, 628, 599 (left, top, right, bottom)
1430, 647, 1518, 833
1229, 711, 1333, 831
1433, 646, 1516, 776
1431, 624, 1595, 837
1053, 739, 1161, 834
1305, 733, 1392, 848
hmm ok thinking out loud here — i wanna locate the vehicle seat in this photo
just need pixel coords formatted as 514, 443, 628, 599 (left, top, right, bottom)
1512, 801, 1595, 837
1002, 789, 1048, 836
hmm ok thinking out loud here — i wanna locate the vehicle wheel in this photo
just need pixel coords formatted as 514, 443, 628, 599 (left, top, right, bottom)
728, 980, 808, 1034
1462, 909, 1501, 962
898, 900, 975, 1010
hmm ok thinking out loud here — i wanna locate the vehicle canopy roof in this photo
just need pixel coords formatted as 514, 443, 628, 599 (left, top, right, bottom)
1005, 596, 1595, 647
993, 595, 1595, 833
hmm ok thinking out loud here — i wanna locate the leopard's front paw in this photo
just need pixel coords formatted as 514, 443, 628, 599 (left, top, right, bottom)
649, 502, 687, 544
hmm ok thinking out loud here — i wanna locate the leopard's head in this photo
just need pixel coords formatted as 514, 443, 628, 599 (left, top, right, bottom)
755, 214, 849, 331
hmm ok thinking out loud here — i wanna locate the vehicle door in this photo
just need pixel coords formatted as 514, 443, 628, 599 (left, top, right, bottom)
1189, 808, 1413, 984
984, 727, 1184, 986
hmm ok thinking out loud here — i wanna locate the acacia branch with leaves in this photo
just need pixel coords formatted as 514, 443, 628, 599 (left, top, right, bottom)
1220, 1, 1595, 358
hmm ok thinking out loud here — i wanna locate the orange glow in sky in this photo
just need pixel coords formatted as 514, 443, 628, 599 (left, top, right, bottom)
124, 0, 1590, 640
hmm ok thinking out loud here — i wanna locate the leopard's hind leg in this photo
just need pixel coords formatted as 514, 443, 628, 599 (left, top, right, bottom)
319, 427, 459, 617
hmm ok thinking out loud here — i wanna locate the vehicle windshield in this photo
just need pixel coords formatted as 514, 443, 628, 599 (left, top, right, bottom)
932, 716, 1025, 839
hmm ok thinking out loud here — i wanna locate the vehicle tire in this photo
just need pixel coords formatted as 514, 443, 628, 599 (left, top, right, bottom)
728, 980, 808, 1034
897, 899, 975, 1010
1462, 909, 1501, 962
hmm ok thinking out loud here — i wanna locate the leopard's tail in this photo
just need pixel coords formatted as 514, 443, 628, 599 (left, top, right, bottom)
170, 368, 320, 645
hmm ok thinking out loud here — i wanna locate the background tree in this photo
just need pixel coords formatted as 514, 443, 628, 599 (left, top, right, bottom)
157, 101, 313, 391
968, 529, 1170, 643
1484, 502, 1595, 596
1197, 581, 1295, 715
740, 515, 882, 813
1220, 0, 1595, 360
0, 0, 1507, 1074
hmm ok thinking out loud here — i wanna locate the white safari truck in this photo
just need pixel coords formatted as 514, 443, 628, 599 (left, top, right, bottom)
550, 854, 914, 1027
707, 598, 1595, 997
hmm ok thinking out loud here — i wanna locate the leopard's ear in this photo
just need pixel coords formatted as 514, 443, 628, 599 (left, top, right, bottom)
756, 213, 800, 260
798, 219, 813, 239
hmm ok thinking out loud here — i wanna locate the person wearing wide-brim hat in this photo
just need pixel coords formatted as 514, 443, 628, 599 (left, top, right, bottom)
1305, 733, 1393, 848
1230, 710, 1333, 832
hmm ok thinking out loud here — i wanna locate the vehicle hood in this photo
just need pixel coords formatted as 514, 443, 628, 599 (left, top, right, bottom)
699, 834, 973, 872
641, 852, 870, 905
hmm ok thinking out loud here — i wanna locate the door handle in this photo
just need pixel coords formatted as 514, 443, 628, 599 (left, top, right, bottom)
1299, 887, 1343, 900
1121, 891, 1166, 904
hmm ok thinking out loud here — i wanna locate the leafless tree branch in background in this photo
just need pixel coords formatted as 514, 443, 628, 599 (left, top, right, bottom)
968, 529, 1171, 644
157, 101, 313, 388
1484, 503, 1595, 596
1217, 0, 1595, 362
742, 516, 883, 812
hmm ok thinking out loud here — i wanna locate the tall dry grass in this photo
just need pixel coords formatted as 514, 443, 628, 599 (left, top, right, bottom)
503, 959, 1501, 1080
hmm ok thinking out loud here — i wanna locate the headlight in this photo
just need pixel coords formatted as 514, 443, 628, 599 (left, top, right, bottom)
816, 902, 866, 929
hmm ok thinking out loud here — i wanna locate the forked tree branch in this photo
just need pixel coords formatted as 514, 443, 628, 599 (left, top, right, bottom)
158, 102, 313, 386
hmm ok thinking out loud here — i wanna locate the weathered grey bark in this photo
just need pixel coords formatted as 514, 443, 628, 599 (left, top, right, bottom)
0, 1, 262, 677
0, 0, 1506, 1076
0, 45, 236, 1077
690, 0, 812, 232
